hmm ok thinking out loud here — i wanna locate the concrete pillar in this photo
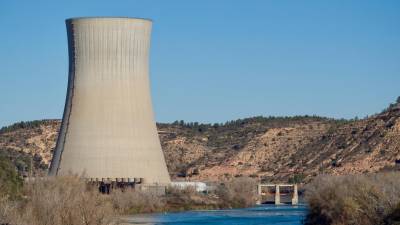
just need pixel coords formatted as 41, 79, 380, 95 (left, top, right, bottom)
275, 185, 281, 205
256, 184, 262, 204
292, 184, 299, 205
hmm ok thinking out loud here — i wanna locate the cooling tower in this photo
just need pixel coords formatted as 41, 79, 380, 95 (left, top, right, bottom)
49, 17, 171, 184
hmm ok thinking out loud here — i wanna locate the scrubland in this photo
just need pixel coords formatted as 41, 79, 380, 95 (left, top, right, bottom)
0, 175, 258, 225
304, 172, 400, 225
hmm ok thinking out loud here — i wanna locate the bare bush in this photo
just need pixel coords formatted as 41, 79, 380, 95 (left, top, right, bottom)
216, 177, 259, 208
110, 188, 165, 214
1, 176, 118, 225
304, 172, 400, 225
165, 186, 219, 211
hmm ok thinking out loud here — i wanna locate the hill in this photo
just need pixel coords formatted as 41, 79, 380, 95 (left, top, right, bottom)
1, 101, 399, 183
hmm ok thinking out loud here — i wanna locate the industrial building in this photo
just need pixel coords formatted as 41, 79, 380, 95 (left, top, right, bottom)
49, 17, 171, 185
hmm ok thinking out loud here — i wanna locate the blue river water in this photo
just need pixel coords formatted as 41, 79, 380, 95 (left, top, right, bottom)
122, 205, 307, 225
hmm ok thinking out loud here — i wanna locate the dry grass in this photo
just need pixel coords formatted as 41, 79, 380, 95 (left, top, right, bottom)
0, 197, 19, 225
304, 172, 400, 225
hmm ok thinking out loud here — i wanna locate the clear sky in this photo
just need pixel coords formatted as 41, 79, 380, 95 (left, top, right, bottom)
0, 0, 399, 127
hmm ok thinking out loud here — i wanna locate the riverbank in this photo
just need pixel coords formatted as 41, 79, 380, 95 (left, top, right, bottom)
2, 161, 400, 225
0, 175, 259, 225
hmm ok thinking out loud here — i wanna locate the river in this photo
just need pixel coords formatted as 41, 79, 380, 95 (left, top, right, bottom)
122, 204, 307, 225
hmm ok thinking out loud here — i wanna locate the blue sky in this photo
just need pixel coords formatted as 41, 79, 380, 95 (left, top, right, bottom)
0, 0, 399, 127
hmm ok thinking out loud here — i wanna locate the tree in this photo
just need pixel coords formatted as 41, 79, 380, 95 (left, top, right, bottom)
0, 154, 23, 199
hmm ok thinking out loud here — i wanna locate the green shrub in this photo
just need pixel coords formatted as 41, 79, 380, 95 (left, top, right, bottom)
0, 155, 23, 199
288, 173, 305, 184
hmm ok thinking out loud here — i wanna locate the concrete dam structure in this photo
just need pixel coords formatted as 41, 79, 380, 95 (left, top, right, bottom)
49, 17, 171, 184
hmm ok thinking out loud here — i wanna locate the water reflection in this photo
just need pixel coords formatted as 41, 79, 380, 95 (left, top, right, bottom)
121, 204, 307, 225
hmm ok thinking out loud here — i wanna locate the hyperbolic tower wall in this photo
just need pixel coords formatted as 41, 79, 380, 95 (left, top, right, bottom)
49, 17, 171, 184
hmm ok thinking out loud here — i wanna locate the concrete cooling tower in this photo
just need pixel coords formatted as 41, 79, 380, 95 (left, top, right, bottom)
49, 17, 171, 184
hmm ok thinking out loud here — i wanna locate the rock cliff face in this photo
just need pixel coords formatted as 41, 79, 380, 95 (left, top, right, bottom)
1, 103, 399, 182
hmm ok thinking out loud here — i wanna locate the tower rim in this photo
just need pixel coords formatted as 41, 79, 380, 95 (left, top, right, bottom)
66, 17, 152, 23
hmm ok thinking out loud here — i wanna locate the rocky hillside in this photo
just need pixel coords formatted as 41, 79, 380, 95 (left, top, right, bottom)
1, 101, 400, 183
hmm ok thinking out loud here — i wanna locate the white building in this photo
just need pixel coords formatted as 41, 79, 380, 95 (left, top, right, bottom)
170, 181, 208, 192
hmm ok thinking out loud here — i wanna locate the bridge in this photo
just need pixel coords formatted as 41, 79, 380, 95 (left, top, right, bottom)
257, 184, 299, 205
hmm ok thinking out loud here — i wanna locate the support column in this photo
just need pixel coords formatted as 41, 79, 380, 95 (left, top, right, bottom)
292, 184, 299, 205
256, 184, 262, 204
275, 185, 281, 205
